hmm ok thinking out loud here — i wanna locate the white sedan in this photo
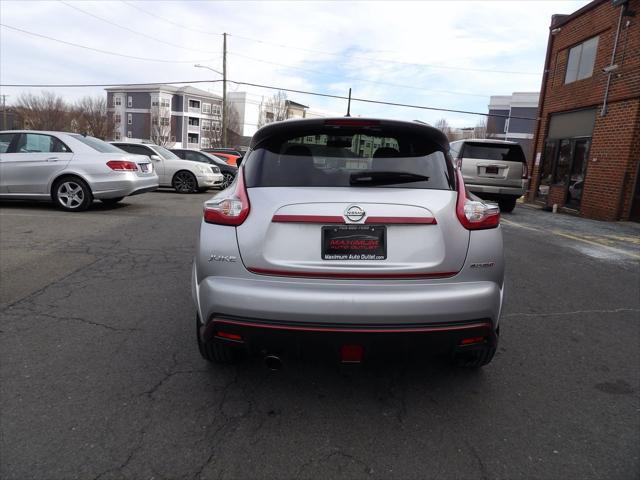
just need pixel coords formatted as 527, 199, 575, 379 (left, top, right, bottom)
0, 130, 159, 211
111, 142, 223, 193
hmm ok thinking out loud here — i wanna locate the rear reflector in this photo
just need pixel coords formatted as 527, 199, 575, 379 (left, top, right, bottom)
460, 336, 486, 346
215, 331, 243, 342
324, 119, 380, 127
107, 160, 138, 171
340, 345, 364, 363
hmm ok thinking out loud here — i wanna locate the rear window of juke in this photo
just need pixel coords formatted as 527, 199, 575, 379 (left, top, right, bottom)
244, 126, 454, 190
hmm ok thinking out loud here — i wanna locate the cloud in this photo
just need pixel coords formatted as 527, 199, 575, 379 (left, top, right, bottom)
0, 0, 589, 126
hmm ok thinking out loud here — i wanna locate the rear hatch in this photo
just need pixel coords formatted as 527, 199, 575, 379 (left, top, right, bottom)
459, 141, 525, 189
235, 119, 469, 278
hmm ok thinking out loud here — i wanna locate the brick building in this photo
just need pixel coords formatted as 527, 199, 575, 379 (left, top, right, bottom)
528, 0, 640, 221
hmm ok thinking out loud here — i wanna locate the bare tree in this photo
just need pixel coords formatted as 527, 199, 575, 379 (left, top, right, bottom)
202, 105, 242, 148
15, 91, 70, 131
434, 118, 457, 140
150, 104, 173, 147
473, 118, 487, 139
259, 90, 288, 126
74, 96, 113, 139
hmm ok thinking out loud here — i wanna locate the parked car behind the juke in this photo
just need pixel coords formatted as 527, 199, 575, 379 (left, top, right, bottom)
449, 139, 528, 212
193, 118, 504, 369
111, 141, 223, 193
171, 148, 237, 189
0, 130, 158, 211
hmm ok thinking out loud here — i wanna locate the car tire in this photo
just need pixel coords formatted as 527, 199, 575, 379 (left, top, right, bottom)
172, 171, 198, 193
221, 172, 235, 189
100, 197, 124, 205
52, 176, 93, 212
498, 196, 517, 213
196, 315, 240, 364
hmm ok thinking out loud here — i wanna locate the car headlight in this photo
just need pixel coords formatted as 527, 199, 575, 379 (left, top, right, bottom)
196, 165, 211, 175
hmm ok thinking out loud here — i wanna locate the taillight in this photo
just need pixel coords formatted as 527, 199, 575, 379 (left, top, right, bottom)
522, 162, 529, 180
107, 160, 138, 171
203, 169, 250, 226
456, 169, 500, 230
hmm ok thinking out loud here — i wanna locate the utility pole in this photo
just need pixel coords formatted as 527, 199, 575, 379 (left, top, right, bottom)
1, 95, 8, 130
222, 32, 228, 147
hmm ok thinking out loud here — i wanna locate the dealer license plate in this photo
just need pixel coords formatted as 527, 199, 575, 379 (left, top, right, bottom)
322, 225, 386, 261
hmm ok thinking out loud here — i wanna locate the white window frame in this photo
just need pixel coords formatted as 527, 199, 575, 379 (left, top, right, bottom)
127, 113, 132, 125
202, 103, 211, 114
565, 36, 599, 84
114, 96, 122, 106
127, 96, 133, 108
114, 131, 121, 140
127, 131, 132, 138
114, 114, 121, 124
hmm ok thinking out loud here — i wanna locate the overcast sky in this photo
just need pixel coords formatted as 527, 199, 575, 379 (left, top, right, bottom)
1, 0, 590, 127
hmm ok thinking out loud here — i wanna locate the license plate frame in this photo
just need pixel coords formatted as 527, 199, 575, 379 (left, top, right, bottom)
485, 165, 499, 175
139, 163, 150, 173
322, 225, 386, 261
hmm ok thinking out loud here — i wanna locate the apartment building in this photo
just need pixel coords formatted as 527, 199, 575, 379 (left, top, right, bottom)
105, 84, 222, 149
528, 0, 639, 220
486, 92, 540, 162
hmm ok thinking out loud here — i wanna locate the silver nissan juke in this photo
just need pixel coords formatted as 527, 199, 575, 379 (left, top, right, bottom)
192, 118, 504, 368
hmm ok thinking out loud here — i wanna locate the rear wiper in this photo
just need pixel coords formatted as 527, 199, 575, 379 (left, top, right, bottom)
350, 170, 430, 186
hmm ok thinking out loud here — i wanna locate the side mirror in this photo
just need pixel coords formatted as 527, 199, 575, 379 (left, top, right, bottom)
150, 155, 162, 161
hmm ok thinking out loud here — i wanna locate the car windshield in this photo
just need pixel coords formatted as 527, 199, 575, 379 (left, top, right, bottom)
461, 142, 526, 163
244, 125, 453, 190
69, 134, 124, 153
154, 145, 181, 160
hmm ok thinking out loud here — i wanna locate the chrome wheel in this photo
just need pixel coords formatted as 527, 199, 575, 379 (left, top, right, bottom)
221, 173, 235, 189
173, 171, 197, 193
56, 181, 85, 209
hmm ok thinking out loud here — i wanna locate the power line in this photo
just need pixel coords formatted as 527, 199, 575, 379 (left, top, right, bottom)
0, 23, 222, 64
120, 0, 221, 36
0, 80, 223, 88
0, 79, 536, 120
229, 51, 490, 98
58, 1, 220, 55
230, 33, 540, 76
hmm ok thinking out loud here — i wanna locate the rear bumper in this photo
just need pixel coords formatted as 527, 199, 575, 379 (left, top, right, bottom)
194, 268, 502, 328
92, 174, 159, 199
203, 316, 496, 358
466, 183, 525, 197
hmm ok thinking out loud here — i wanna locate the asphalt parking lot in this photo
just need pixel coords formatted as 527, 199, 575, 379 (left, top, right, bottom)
1, 192, 639, 480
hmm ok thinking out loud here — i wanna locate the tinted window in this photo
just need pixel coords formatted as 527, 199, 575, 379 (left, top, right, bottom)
461, 142, 526, 163
184, 151, 206, 162
15, 133, 70, 153
244, 126, 453, 190
69, 134, 122, 153
0, 133, 15, 153
113, 144, 153, 157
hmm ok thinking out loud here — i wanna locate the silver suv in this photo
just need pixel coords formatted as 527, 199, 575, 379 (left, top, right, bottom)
449, 139, 528, 212
193, 118, 504, 368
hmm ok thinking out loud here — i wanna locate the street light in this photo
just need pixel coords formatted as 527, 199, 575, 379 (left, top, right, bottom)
194, 64, 226, 146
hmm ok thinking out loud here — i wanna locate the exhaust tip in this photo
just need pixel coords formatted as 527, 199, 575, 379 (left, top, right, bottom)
264, 354, 283, 371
